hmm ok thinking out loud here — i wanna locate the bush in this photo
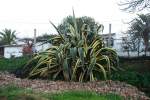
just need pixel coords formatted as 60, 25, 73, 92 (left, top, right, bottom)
23, 12, 119, 82
0, 56, 30, 71
119, 56, 150, 63
111, 70, 150, 96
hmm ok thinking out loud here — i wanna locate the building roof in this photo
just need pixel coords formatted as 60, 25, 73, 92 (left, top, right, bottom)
100, 33, 116, 37
0, 44, 23, 48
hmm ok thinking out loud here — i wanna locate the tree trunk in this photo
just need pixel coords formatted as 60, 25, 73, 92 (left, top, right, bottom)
137, 39, 140, 57
144, 41, 149, 56
145, 45, 148, 56
127, 49, 130, 58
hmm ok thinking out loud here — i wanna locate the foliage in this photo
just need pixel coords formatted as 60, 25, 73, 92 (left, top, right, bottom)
111, 58, 150, 97
126, 14, 150, 55
111, 70, 150, 96
111, 71, 150, 87
0, 85, 123, 100
119, 0, 150, 12
119, 56, 150, 62
24, 11, 119, 82
57, 16, 100, 35
0, 28, 17, 45
121, 34, 142, 57
121, 36, 132, 57
0, 56, 30, 71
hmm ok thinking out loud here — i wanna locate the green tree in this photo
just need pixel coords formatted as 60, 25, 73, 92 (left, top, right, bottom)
120, 0, 150, 12
121, 34, 141, 57
127, 14, 150, 55
0, 29, 17, 45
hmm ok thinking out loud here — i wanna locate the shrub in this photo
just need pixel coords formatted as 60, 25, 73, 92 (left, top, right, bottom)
111, 71, 150, 96
24, 11, 119, 82
0, 56, 30, 71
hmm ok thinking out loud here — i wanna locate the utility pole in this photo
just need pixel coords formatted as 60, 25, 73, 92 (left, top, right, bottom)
33, 28, 37, 53
34, 29, 36, 46
108, 24, 112, 47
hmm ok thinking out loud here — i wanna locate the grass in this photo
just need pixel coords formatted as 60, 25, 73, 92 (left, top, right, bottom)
0, 56, 149, 98
0, 85, 124, 100
50, 91, 123, 100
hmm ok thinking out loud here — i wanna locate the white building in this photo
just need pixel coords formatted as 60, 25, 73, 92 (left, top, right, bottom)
0, 33, 149, 58
0, 42, 51, 58
101, 33, 150, 57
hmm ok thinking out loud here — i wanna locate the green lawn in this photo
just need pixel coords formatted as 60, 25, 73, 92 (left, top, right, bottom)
50, 91, 123, 100
0, 85, 124, 100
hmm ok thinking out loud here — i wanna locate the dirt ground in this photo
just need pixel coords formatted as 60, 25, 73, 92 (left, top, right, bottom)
0, 72, 149, 100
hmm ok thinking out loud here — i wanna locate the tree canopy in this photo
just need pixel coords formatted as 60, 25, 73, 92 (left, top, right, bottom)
126, 14, 150, 55
120, 0, 150, 12
0, 29, 17, 45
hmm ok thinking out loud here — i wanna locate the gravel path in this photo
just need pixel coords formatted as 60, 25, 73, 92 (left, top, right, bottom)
0, 72, 149, 100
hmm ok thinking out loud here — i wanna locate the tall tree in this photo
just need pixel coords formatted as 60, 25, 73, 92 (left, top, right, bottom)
120, 0, 150, 12
121, 34, 142, 57
127, 14, 150, 55
0, 29, 17, 45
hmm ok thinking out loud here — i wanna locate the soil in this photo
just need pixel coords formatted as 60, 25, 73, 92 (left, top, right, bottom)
0, 72, 149, 100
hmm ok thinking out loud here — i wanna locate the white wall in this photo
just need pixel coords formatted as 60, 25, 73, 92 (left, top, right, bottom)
111, 33, 150, 57
3, 42, 52, 58
35, 42, 52, 52
4, 46, 23, 58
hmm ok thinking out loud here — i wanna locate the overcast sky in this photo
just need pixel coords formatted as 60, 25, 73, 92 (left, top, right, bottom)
0, 0, 136, 38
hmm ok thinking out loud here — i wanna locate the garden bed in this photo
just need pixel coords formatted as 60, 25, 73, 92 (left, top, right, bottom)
0, 72, 149, 100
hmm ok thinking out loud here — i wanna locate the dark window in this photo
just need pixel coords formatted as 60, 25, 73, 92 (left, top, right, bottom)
0, 47, 4, 57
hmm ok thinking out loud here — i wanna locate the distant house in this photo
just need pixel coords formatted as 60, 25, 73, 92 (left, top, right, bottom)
0, 41, 51, 58
101, 33, 122, 51
1, 33, 149, 58
0, 44, 23, 58
101, 33, 116, 47
0, 46, 4, 57
101, 33, 150, 57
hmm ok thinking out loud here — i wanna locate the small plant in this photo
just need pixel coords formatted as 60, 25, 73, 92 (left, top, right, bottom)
24, 11, 119, 82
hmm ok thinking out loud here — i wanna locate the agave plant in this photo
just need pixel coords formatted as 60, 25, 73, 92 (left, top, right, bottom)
24, 11, 119, 82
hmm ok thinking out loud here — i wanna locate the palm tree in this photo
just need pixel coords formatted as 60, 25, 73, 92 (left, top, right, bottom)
128, 14, 150, 55
0, 28, 17, 45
